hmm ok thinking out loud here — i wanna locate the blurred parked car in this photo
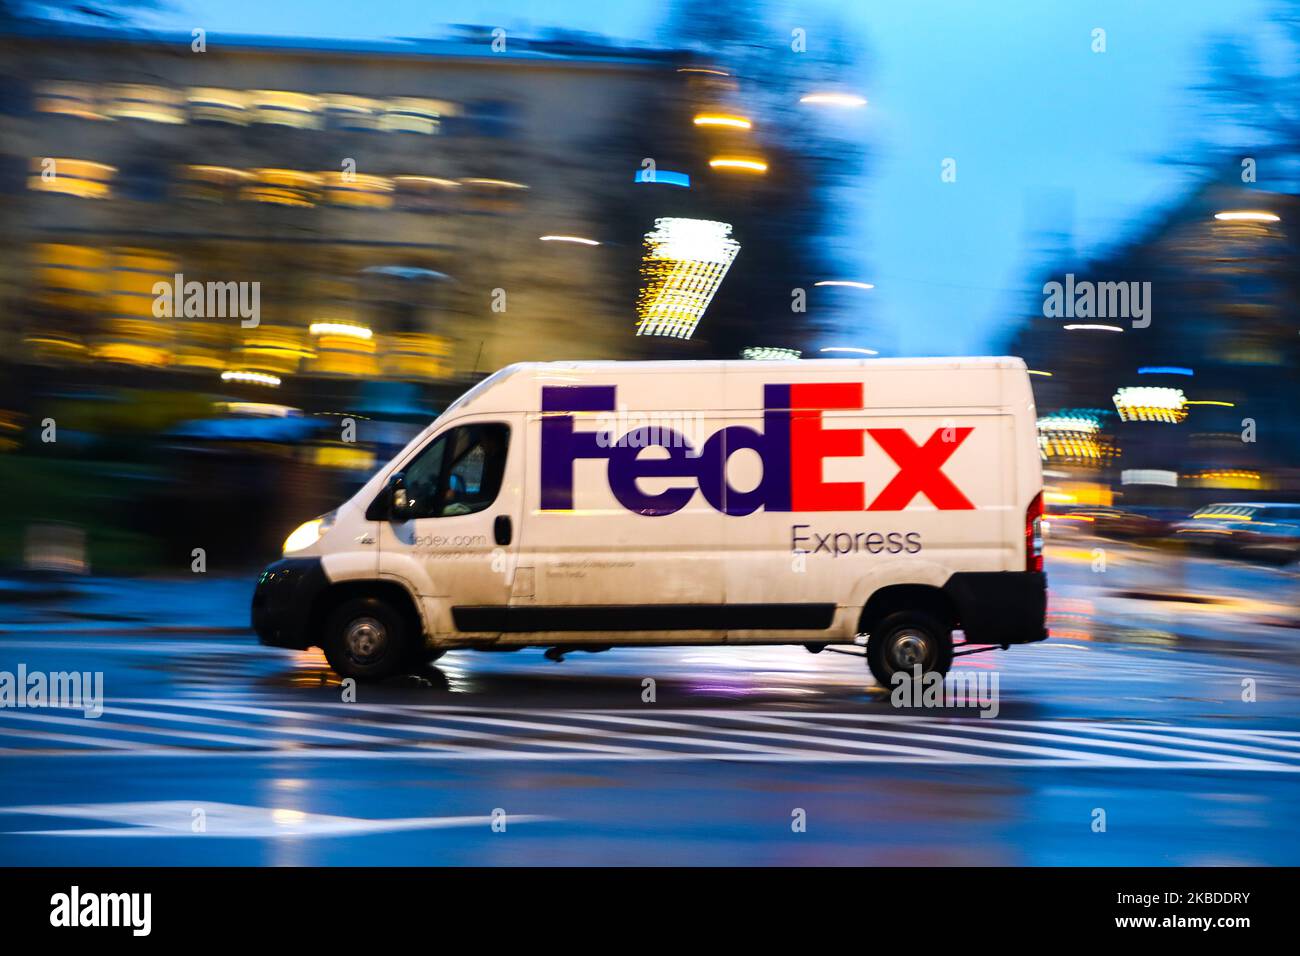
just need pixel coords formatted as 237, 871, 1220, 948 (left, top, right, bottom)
1172, 502, 1300, 564
1045, 506, 1171, 541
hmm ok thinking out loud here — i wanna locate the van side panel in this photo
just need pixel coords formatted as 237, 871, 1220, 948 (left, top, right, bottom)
721, 366, 1020, 642
513, 369, 728, 643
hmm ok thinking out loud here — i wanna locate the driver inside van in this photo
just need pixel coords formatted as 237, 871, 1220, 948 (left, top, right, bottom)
436, 426, 506, 517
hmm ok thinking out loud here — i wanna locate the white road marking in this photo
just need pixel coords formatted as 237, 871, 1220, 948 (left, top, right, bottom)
0, 699, 1296, 770
102, 705, 400, 745
0, 801, 548, 837
745, 713, 1294, 768
0, 748, 1293, 770
111, 699, 656, 756
0, 726, 154, 751
0, 709, 286, 748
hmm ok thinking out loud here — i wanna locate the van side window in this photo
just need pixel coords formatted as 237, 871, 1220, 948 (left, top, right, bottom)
403, 423, 509, 518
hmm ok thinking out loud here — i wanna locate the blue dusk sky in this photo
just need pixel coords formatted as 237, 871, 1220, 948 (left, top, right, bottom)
123, 0, 1275, 355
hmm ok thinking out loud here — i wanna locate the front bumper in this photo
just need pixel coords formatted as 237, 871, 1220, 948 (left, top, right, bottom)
251, 557, 328, 649
942, 571, 1048, 645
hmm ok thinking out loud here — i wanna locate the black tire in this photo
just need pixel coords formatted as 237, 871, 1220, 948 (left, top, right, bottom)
866, 610, 953, 688
321, 596, 416, 681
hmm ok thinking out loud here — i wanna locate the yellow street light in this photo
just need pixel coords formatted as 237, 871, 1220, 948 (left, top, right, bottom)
709, 157, 768, 173
693, 114, 752, 130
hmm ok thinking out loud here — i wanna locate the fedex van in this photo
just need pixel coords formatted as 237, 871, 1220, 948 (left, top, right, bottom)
253, 358, 1047, 686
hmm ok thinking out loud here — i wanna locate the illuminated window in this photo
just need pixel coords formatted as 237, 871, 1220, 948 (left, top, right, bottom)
29, 158, 115, 199
94, 342, 171, 367
384, 333, 452, 381
311, 318, 379, 375
108, 248, 176, 320
36, 243, 110, 312
235, 326, 311, 374
249, 91, 322, 129
34, 81, 102, 121
312, 354, 379, 378
323, 94, 383, 131
241, 168, 322, 207
178, 165, 254, 202
188, 88, 249, 125
322, 171, 394, 209
379, 98, 448, 135
103, 84, 186, 124
91, 247, 180, 368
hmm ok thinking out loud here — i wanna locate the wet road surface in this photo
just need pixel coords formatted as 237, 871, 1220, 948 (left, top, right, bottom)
1, 540, 1298, 864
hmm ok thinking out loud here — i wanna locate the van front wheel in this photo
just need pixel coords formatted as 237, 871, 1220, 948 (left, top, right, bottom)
322, 596, 413, 681
866, 611, 953, 688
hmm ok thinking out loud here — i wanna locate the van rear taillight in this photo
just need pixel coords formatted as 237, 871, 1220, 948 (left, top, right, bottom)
1026, 491, 1043, 572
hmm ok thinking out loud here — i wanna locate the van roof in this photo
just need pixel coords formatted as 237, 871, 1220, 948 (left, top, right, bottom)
443, 356, 1029, 417
524, 356, 1027, 374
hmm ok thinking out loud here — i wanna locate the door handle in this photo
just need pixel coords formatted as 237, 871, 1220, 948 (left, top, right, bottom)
494, 515, 513, 546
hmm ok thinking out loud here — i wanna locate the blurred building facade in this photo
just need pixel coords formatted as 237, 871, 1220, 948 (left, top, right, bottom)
0, 23, 703, 399
1009, 183, 1300, 509
0, 19, 843, 571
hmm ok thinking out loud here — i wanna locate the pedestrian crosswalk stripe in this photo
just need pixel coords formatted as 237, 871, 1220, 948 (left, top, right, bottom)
1, 699, 1298, 770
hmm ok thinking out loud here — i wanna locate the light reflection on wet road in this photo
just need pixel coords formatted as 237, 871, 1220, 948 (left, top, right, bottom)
1, 540, 1297, 864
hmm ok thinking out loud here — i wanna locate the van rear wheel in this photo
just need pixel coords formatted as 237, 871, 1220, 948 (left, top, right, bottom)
322, 596, 414, 681
866, 611, 953, 688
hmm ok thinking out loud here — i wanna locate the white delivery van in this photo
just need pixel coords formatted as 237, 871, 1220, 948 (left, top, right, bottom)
253, 358, 1047, 685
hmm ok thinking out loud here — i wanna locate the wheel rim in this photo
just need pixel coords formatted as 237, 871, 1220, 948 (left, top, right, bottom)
343, 616, 388, 664
888, 628, 932, 672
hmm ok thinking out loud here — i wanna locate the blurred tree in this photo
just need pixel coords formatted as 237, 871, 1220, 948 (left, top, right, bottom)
1, 1, 163, 25
1195, 0, 1300, 180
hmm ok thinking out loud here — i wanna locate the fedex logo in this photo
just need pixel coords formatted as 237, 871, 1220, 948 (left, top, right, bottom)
540, 383, 976, 517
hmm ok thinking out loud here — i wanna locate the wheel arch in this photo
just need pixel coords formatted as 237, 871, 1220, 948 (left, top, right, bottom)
309, 578, 425, 649
858, 583, 958, 636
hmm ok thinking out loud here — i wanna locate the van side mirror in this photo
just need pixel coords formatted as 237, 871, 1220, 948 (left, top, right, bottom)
392, 477, 410, 515
388, 473, 414, 521
366, 472, 411, 522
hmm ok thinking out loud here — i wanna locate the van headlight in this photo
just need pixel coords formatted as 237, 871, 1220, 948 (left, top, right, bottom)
283, 511, 336, 554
